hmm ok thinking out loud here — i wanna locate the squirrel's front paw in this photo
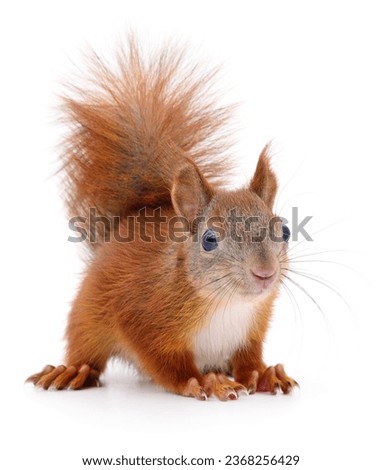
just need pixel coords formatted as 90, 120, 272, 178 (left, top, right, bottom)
236, 364, 298, 395
181, 373, 247, 401
203, 372, 247, 401
26, 364, 100, 390
257, 364, 298, 394
181, 377, 208, 400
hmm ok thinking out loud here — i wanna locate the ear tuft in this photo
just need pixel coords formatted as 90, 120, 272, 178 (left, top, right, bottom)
249, 143, 278, 208
171, 162, 214, 225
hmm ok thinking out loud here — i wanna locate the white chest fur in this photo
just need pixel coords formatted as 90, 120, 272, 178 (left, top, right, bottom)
192, 295, 259, 372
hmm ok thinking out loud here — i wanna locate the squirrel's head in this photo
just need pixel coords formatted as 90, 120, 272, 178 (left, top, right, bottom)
171, 144, 288, 299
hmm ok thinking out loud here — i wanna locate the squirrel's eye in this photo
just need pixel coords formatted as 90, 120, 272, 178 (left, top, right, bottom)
202, 229, 218, 251
282, 224, 290, 242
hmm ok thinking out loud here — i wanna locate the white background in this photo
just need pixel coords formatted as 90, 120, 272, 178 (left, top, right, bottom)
1, 1, 381, 469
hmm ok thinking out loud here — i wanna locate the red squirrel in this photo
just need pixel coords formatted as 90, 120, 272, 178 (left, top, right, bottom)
27, 38, 298, 400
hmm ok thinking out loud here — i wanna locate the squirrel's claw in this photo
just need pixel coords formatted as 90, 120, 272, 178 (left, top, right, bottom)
25, 364, 55, 386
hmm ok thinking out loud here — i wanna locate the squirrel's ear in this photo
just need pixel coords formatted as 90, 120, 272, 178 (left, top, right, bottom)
249, 143, 278, 208
171, 163, 213, 224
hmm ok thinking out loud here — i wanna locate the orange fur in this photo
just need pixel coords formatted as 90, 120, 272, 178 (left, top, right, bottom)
27, 37, 297, 399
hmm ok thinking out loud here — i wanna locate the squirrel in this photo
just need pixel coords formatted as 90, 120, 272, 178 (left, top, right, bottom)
27, 37, 298, 400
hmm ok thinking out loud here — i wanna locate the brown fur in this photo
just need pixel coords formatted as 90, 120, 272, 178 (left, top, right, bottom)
27, 37, 297, 400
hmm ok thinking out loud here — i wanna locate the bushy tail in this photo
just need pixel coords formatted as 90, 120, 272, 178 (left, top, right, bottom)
60, 36, 234, 247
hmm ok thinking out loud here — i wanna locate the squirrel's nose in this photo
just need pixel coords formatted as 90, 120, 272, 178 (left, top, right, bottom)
250, 267, 277, 289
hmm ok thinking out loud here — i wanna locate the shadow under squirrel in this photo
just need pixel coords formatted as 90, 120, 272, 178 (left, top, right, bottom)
27, 37, 297, 400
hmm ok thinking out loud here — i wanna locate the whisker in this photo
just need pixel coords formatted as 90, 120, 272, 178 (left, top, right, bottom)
198, 272, 232, 291
280, 278, 300, 317
287, 248, 358, 261
290, 259, 351, 267
281, 273, 325, 316
280, 278, 304, 356
223, 279, 240, 317
287, 268, 353, 313
197, 274, 239, 324
290, 259, 369, 290
286, 217, 350, 255
281, 273, 334, 352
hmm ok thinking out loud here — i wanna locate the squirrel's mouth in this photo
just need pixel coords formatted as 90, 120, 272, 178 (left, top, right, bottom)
250, 268, 277, 291
242, 266, 279, 295
247, 264, 279, 294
